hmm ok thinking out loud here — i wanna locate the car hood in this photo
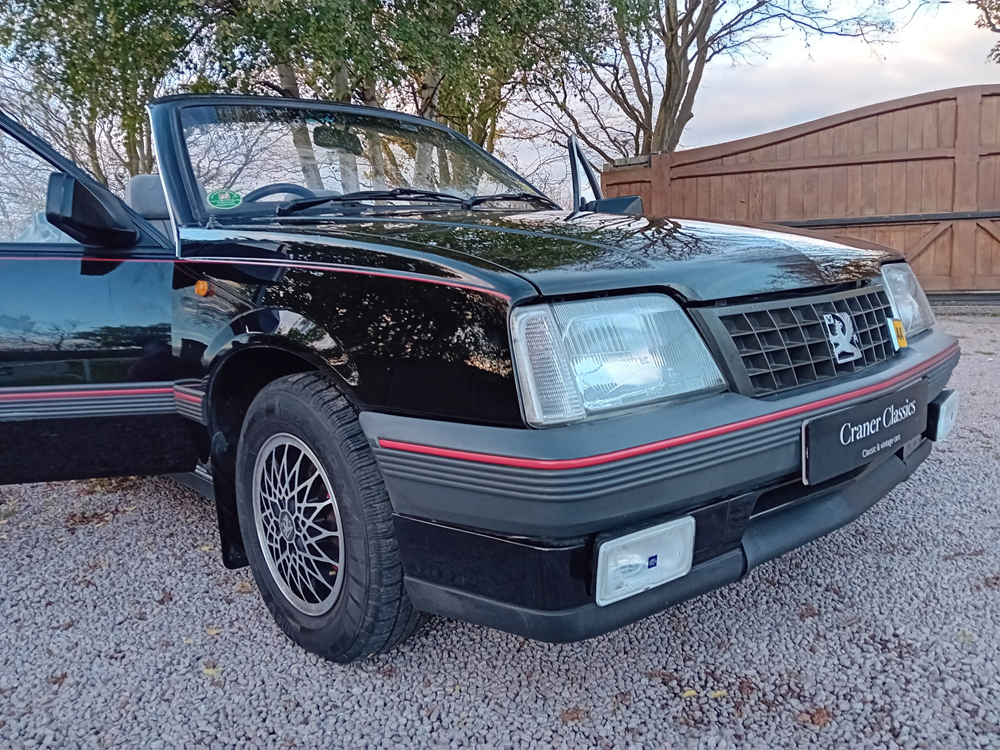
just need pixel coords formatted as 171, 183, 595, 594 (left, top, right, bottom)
267, 210, 901, 301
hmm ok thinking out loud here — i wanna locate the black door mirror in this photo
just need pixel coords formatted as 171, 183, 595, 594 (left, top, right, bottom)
567, 136, 644, 216
567, 135, 601, 213
46, 173, 139, 248
585, 195, 644, 216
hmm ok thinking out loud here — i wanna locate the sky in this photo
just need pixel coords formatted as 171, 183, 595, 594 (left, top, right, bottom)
514, 3, 998, 201
680, 2, 999, 149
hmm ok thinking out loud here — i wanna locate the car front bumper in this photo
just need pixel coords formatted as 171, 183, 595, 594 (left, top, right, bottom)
361, 330, 960, 642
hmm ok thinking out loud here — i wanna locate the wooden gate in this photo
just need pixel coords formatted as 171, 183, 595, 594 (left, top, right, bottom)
601, 85, 1000, 291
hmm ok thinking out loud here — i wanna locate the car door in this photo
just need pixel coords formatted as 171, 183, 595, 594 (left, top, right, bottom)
0, 111, 200, 484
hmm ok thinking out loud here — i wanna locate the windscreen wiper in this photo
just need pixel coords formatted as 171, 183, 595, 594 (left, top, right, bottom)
277, 187, 467, 216
462, 192, 559, 209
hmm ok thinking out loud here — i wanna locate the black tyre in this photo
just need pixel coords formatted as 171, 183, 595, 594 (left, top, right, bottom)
235, 372, 425, 662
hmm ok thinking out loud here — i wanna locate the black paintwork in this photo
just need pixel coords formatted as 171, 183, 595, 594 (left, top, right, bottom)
0, 94, 960, 642
179, 210, 902, 301
350, 210, 899, 300
0, 250, 202, 480
0, 95, 910, 523
174, 228, 529, 425
392, 487, 760, 612
0, 257, 175, 387
166, 210, 901, 425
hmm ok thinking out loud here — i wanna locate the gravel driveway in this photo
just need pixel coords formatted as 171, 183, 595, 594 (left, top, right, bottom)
1, 314, 998, 749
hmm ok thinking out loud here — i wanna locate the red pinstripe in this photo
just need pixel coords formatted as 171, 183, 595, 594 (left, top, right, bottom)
377, 343, 960, 471
0, 387, 173, 402
0, 255, 511, 299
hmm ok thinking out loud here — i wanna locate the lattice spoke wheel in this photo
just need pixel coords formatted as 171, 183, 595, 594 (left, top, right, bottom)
253, 433, 344, 616
235, 373, 427, 663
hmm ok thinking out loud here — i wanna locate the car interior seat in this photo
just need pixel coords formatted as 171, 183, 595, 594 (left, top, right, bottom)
124, 174, 172, 238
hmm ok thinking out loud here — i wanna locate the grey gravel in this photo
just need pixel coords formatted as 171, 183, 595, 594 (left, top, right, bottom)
1, 314, 998, 749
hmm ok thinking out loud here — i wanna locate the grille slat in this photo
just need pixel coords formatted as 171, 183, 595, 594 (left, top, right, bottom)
719, 288, 897, 397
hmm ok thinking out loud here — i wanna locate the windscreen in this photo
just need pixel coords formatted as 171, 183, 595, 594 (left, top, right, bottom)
178, 104, 539, 218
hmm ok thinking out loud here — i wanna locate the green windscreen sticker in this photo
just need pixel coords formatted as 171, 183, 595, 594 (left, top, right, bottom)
207, 190, 242, 209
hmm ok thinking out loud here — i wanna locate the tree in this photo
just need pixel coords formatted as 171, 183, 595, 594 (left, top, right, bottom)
523, 0, 908, 161
439, 0, 574, 150
390, 0, 577, 150
198, 0, 396, 191
971, 0, 1000, 62
0, 0, 588, 179
199, 0, 394, 105
0, 0, 208, 182
0, 64, 95, 178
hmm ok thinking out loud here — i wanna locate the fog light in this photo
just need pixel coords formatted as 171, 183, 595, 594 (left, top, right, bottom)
596, 517, 695, 606
928, 390, 960, 442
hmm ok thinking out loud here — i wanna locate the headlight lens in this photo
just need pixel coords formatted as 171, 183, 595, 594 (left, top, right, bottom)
881, 264, 935, 337
510, 295, 725, 427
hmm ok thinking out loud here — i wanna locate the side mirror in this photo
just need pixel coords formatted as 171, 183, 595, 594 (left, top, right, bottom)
567, 135, 603, 214
46, 173, 139, 248
585, 195, 644, 216
567, 136, 645, 217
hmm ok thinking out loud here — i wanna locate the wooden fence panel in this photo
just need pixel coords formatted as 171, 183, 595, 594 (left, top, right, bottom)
601, 85, 1000, 291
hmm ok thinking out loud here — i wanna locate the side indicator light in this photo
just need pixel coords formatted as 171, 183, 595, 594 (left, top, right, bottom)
195, 280, 214, 297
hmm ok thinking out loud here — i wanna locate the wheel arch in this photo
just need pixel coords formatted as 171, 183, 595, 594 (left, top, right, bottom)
204, 308, 360, 450
202, 311, 361, 569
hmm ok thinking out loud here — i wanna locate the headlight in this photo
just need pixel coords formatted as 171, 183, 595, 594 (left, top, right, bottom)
510, 295, 725, 427
881, 263, 935, 337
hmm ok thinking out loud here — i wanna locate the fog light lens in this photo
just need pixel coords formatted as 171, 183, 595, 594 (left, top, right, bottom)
928, 390, 960, 442
596, 517, 695, 606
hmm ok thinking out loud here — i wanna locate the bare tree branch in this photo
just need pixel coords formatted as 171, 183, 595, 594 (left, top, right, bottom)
527, 0, 916, 159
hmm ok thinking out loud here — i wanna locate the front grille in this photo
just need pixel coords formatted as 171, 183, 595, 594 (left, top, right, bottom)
718, 287, 897, 396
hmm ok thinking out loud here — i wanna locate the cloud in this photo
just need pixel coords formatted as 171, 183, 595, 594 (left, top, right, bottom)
681, 3, 999, 149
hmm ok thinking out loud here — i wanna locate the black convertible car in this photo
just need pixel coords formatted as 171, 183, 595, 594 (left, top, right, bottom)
0, 95, 960, 662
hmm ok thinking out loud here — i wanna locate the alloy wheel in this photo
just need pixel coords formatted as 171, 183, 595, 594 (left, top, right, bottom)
252, 433, 345, 616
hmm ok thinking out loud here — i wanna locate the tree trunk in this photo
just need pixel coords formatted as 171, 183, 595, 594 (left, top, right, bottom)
277, 63, 324, 190
277, 64, 304, 98
362, 76, 387, 189
330, 64, 359, 192
83, 119, 107, 186
359, 75, 380, 107
665, 36, 708, 152
414, 67, 443, 188
331, 65, 352, 103
340, 152, 360, 194
650, 30, 690, 154
416, 67, 444, 122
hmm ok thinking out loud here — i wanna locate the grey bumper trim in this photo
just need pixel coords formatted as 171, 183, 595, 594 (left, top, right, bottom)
365, 334, 958, 537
